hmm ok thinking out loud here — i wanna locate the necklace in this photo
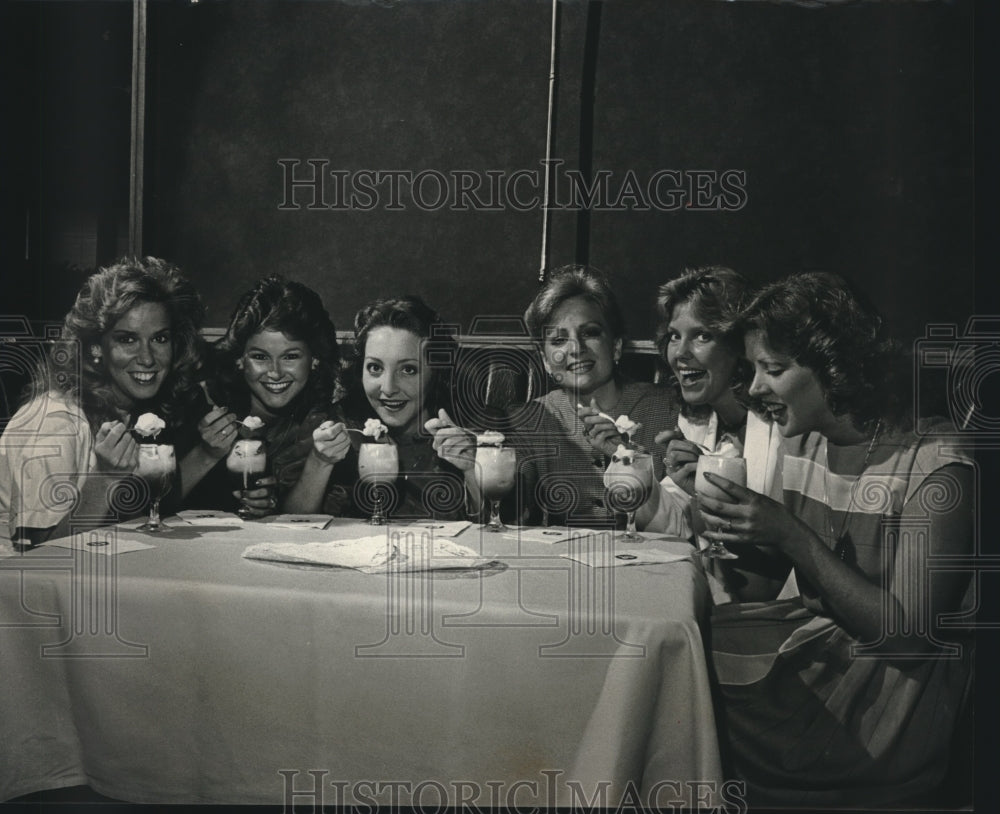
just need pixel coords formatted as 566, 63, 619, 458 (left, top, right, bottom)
826, 420, 883, 562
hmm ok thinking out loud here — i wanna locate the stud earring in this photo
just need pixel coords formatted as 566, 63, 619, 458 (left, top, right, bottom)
89, 345, 102, 365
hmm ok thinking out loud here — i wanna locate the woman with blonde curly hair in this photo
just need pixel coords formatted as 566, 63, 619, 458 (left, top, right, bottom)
0, 257, 206, 549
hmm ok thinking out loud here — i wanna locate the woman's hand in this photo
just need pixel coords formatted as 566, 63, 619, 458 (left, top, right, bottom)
197, 406, 239, 459
311, 420, 351, 465
94, 421, 139, 472
656, 429, 701, 495
234, 475, 278, 518
577, 399, 623, 458
425, 408, 476, 472
697, 471, 805, 551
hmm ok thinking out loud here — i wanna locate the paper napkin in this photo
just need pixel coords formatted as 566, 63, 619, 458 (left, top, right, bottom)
561, 544, 692, 568
243, 532, 490, 574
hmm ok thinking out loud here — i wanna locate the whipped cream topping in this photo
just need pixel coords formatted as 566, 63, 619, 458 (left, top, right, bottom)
133, 412, 166, 438
241, 415, 266, 431
613, 415, 640, 435
362, 418, 389, 440
476, 431, 506, 447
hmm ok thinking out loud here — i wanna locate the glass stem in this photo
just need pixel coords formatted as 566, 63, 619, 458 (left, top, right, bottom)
625, 510, 637, 538
488, 499, 501, 528
148, 498, 161, 527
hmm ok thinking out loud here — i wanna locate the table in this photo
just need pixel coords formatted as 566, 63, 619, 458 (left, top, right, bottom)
1, 517, 724, 807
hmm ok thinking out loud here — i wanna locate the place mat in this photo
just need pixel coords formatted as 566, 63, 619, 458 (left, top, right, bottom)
243, 533, 491, 574
393, 520, 472, 537
173, 510, 245, 527
43, 532, 155, 556
561, 544, 692, 568
254, 514, 335, 529
500, 526, 609, 544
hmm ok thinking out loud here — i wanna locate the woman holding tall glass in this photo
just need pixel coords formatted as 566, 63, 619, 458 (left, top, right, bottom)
182, 275, 350, 518
508, 264, 679, 527
316, 295, 473, 522
699, 272, 973, 806
0, 257, 205, 550
634, 266, 786, 595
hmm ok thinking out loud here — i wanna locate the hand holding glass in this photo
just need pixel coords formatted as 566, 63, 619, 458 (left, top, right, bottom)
695, 455, 746, 559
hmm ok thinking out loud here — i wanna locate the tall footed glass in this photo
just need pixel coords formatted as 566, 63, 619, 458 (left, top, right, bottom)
475, 444, 516, 532
136, 444, 176, 532
695, 454, 745, 560
226, 438, 270, 520
603, 449, 654, 542
358, 442, 399, 525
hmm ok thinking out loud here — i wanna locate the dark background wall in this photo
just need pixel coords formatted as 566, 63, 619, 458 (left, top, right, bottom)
3, 0, 977, 349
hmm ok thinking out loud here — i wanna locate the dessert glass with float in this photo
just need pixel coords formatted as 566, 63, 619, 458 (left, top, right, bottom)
133, 412, 176, 532
474, 431, 516, 532
356, 419, 398, 526
603, 443, 654, 542
226, 416, 271, 520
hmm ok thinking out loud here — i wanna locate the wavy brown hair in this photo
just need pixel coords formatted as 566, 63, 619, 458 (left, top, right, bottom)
739, 271, 909, 431
43, 256, 205, 429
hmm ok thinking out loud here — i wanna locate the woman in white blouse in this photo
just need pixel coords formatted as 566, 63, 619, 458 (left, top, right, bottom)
636, 266, 787, 600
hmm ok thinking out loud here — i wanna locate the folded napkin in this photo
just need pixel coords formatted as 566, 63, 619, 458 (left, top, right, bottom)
243, 533, 490, 574
174, 510, 244, 527
255, 514, 334, 529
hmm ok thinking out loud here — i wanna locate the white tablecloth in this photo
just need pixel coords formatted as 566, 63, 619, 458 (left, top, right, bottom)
1, 518, 723, 807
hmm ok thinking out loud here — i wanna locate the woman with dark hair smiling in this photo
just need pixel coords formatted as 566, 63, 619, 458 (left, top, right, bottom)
698, 272, 973, 806
0, 257, 205, 550
314, 295, 471, 521
182, 275, 350, 517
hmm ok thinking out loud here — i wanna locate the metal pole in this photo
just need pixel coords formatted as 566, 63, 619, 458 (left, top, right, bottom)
128, 0, 147, 257
538, 0, 559, 283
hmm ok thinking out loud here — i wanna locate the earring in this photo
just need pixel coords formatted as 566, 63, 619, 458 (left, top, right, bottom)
89, 345, 102, 365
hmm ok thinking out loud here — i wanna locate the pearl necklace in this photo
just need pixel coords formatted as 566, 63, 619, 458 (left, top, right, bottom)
826, 420, 883, 562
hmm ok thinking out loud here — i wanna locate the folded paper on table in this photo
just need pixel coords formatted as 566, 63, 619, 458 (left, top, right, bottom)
561, 545, 692, 568
393, 520, 471, 538
44, 532, 155, 556
242, 534, 491, 573
255, 514, 335, 529
174, 510, 245, 527
502, 526, 609, 544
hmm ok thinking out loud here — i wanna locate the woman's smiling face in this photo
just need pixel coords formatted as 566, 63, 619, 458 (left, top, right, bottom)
100, 301, 173, 410
541, 295, 621, 399
362, 326, 433, 436
745, 329, 835, 437
241, 329, 313, 417
665, 300, 739, 409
